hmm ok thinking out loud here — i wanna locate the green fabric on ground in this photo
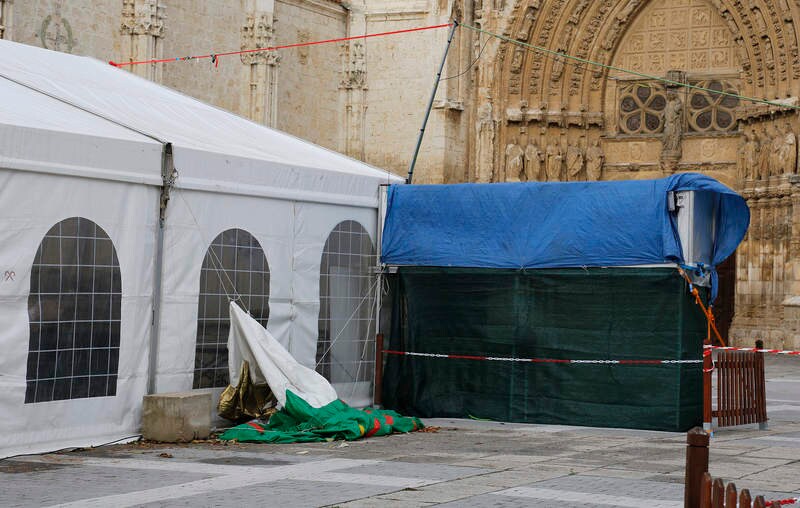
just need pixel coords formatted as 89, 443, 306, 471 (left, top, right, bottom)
218, 390, 423, 443
382, 267, 707, 432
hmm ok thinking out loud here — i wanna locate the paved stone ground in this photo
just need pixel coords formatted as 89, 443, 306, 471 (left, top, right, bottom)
0, 356, 798, 508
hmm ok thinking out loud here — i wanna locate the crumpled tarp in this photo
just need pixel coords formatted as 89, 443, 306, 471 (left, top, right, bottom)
227, 302, 337, 409
218, 360, 277, 422
219, 390, 424, 443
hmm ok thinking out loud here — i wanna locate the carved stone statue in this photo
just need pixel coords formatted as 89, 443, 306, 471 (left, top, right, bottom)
779, 121, 798, 175
545, 143, 563, 181
505, 141, 525, 182
738, 131, 758, 182
524, 143, 544, 181
662, 91, 683, 158
475, 101, 495, 182
770, 126, 783, 177
758, 125, 772, 180
585, 139, 604, 181
566, 144, 585, 181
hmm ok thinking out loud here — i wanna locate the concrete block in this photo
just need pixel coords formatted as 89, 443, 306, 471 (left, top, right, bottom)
142, 391, 212, 442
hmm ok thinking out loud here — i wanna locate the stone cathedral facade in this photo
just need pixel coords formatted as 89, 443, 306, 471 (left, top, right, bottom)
2, 0, 800, 350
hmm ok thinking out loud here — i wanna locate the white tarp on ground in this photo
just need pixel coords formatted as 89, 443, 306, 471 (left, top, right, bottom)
228, 302, 337, 409
0, 39, 401, 458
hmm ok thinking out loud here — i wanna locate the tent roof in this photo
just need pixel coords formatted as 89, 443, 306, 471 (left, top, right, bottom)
381, 173, 750, 271
0, 70, 163, 182
0, 40, 401, 206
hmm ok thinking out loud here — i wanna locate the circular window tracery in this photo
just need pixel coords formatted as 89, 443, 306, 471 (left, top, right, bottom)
618, 83, 668, 135
687, 80, 739, 133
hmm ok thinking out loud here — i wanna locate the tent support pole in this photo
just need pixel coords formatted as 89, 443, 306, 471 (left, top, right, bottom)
405, 20, 458, 184
148, 143, 176, 395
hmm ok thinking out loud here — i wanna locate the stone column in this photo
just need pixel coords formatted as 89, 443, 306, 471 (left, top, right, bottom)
120, 0, 166, 82
783, 176, 800, 351
241, 1, 279, 128
339, 1, 368, 160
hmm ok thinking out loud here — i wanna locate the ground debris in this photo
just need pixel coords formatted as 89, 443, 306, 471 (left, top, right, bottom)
419, 426, 441, 433
157, 452, 173, 459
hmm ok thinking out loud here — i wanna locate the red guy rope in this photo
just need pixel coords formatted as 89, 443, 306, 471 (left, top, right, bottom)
109, 23, 454, 68
383, 350, 702, 365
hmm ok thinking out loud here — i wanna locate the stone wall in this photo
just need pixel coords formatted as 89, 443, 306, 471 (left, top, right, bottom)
5, 0, 800, 347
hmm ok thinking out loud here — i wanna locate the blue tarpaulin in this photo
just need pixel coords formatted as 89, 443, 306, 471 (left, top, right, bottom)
381, 173, 749, 273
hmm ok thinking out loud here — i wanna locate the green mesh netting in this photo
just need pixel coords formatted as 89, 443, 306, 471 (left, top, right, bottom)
382, 267, 706, 432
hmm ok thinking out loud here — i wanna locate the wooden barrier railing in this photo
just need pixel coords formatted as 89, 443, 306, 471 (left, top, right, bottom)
706, 349, 768, 429
685, 427, 770, 507
699, 473, 767, 507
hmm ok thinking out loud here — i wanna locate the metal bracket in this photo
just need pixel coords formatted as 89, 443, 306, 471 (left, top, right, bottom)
159, 142, 177, 226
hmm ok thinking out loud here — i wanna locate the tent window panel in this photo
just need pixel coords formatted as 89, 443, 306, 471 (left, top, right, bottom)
25, 217, 121, 403
316, 221, 376, 385
194, 228, 270, 389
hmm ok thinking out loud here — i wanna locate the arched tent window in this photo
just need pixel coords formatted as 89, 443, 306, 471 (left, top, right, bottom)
26, 217, 121, 403
194, 228, 270, 389
316, 220, 376, 385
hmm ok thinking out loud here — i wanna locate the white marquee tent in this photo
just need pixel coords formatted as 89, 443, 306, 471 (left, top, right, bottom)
0, 40, 402, 458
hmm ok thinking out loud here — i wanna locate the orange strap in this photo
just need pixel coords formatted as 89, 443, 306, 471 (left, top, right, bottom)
677, 266, 727, 347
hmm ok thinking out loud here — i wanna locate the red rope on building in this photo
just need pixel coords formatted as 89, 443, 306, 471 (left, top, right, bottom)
109, 23, 454, 68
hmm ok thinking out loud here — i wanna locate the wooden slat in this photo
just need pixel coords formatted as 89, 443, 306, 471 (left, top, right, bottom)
753, 495, 766, 508
700, 472, 713, 507
725, 482, 737, 508
757, 352, 767, 422
740, 489, 752, 508
736, 352, 743, 425
712, 478, 725, 508
719, 352, 726, 427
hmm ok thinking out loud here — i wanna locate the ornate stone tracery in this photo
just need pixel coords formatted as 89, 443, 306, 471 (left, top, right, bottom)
120, 0, 166, 81
480, 0, 800, 348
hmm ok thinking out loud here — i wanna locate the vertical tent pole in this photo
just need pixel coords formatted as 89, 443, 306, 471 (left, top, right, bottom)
148, 142, 175, 395
406, 21, 458, 184
374, 184, 389, 406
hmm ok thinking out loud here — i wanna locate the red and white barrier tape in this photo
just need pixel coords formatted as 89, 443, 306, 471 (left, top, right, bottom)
382, 350, 702, 365
766, 497, 799, 507
704, 345, 800, 356
702, 349, 714, 373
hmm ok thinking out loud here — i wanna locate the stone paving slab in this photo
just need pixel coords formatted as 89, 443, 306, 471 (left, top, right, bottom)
0, 353, 797, 508
134, 480, 394, 508
0, 463, 213, 508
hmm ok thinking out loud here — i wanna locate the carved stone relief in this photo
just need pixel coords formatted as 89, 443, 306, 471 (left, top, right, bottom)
524, 143, 544, 181
475, 100, 496, 183
566, 142, 585, 180
545, 141, 563, 181
340, 41, 366, 90
585, 139, 604, 181
119, 0, 165, 80
241, 10, 279, 127
660, 90, 683, 167
505, 141, 525, 181
40, 2, 76, 53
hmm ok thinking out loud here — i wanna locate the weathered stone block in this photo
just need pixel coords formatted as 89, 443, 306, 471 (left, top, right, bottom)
142, 392, 211, 442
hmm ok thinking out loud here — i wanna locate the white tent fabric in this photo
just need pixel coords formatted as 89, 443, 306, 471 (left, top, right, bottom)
228, 302, 337, 409
0, 39, 402, 458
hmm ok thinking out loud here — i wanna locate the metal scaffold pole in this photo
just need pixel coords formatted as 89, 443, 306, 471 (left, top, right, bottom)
406, 20, 458, 184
